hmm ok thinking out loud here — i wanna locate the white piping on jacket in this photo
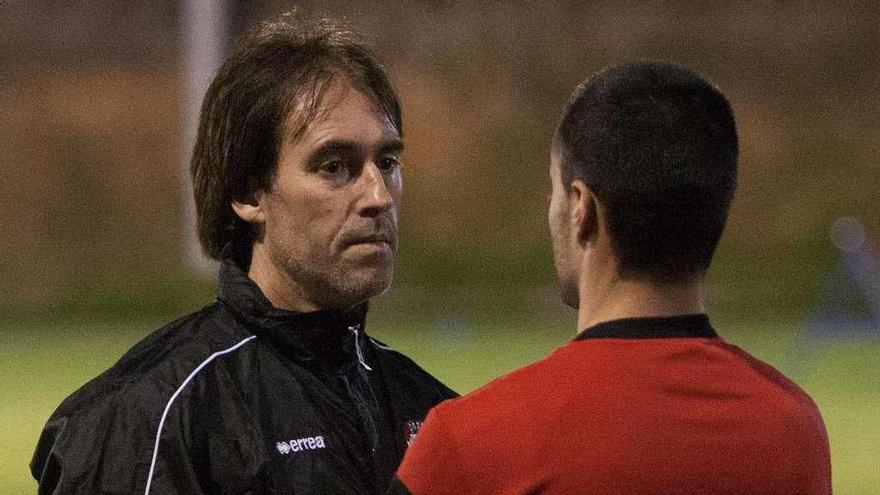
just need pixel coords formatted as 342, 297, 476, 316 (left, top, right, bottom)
369, 338, 393, 351
144, 335, 257, 494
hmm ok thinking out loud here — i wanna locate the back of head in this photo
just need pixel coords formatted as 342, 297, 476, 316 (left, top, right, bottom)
190, 14, 402, 262
556, 61, 738, 283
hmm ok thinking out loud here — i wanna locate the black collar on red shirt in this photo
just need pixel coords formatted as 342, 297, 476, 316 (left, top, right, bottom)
574, 314, 718, 341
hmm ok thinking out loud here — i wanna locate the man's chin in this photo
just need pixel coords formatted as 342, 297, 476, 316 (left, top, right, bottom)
333, 266, 394, 306
359, 273, 393, 300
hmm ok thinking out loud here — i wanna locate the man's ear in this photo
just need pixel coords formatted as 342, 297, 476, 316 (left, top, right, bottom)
568, 179, 598, 246
231, 189, 267, 224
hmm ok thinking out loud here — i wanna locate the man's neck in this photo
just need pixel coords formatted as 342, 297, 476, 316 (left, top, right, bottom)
576, 276, 705, 334
247, 246, 320, 313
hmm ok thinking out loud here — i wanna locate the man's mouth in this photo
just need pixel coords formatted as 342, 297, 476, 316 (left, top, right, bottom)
359, 234, 391, 243
346, 233, 395, 249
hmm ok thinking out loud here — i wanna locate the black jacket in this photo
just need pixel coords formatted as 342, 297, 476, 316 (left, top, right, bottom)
31, 259, 457, 494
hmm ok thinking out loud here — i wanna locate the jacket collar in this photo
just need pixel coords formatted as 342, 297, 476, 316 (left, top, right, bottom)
216, 256, 370, 370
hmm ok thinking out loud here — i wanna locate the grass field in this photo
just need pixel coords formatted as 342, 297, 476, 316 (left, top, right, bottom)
2, 317, 878, 493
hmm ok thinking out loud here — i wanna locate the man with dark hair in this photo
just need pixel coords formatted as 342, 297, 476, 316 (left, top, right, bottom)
392, 62, 830, 494
32, 16, 455, 494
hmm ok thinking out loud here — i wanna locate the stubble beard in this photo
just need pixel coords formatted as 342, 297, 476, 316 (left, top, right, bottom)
554, 255, 580, 309
277, 246, 395, 310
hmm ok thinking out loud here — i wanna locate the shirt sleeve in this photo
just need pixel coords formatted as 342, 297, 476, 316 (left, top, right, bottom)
394, 403, 475, 495
31, 383, 208, 494
33, 395, 150, 493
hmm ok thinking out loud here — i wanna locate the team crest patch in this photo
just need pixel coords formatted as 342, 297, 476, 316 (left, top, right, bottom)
404, 420, 423, 447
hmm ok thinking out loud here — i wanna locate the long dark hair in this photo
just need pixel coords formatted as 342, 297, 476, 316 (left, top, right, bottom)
190, 15, 402, 260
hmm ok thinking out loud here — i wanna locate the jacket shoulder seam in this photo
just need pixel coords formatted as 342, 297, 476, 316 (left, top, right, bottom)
143, 334, 257, 494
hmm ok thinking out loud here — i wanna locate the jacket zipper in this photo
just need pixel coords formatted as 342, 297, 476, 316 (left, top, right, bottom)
344, 324, 379, 456
348, 325, 373, 371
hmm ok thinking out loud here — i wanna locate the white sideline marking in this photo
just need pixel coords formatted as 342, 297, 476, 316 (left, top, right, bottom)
144, 335, 256, 494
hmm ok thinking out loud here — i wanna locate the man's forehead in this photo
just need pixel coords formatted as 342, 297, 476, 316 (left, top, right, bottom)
284, 79, 398, 147
308, 106, 397, 142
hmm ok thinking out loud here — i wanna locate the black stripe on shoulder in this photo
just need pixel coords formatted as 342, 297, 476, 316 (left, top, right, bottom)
575, 314, 717, 341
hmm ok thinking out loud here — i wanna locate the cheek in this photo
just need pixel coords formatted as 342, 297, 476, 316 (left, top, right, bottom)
310, 205, 346, 245
549, 199, 572, 250
264, 196, 335, 252
387, 171, 403, 198
385, 173, 403, 220
548, 196, 563, 231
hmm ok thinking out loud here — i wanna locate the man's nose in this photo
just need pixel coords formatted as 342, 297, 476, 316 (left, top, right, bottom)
358, 162, 394, 217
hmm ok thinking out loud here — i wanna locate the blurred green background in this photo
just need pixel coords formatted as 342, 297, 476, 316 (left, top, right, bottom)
2, 1, 878, 493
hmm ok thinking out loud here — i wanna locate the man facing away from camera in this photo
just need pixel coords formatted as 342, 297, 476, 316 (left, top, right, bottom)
31, 17, 455, 494
392, 62, 830, 494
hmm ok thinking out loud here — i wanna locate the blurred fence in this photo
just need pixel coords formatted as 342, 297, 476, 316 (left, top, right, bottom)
2, 1, 879, 322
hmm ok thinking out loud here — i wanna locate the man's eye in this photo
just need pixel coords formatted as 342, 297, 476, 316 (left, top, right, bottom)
320, 160, 345, 175
378, 156, 400, 172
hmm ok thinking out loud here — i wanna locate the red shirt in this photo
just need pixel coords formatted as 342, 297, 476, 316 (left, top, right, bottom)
396, 315, 830, 495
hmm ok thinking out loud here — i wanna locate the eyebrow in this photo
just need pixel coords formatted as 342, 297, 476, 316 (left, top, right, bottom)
310, 138, 404, 158
379, 138, 405, 155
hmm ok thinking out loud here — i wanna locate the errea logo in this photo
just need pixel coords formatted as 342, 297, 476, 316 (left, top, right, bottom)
276, 435, 326, 455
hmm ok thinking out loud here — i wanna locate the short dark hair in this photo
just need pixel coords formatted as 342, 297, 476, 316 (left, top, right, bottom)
556, 61, 738, 283
191, 14, 403, 260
